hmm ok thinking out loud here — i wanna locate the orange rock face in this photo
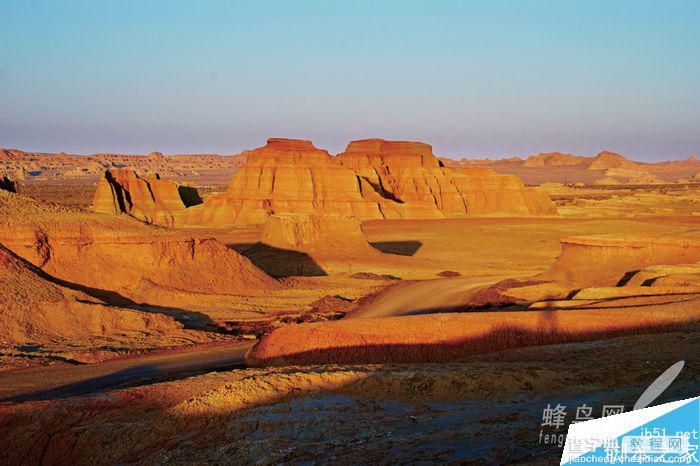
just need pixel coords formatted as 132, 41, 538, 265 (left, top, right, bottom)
521, 152, 585, 167
92, 169, 195, 226
246, 300, 700, 365
181, 138, 386, 226
260, 213, 379, 256
181, 138, 555, 226
0, 243, 184, 345
543, 234, 700, 286
0, 189, 280, 308
248, 213, 384, 276
338, 138, 556, 217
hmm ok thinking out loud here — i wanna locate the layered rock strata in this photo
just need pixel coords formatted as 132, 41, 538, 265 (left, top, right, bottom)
181, 138, 555, 226
0, 190, 280, 307
92, 169, 198, 226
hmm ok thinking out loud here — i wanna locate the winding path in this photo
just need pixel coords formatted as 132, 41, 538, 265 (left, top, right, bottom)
0, 341, 254, 402
348, 276, 499, 319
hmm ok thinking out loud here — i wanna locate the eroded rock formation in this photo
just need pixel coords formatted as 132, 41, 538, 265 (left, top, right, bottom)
260, 214, 378, 256
181, 138, 555, 226
0, 243, 183, 345
543, 235, 700, 286
0, 174, 18, 193
92, 169, 200, 226
243, 213, 384, 277
0, 189, 280, 308
181, 139, 385, 225
338, 139, 556, 217
476, 233, 700, 305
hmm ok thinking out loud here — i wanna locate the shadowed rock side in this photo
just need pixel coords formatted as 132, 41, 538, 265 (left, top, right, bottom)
0, 243, 185, 345
0, 189, 281, 308
92, 169, 196, 226
179, 138, 555, 226
0, 174, 19, 193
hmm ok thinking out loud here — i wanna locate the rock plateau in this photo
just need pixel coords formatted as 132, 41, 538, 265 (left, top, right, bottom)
180, 138, 555, 226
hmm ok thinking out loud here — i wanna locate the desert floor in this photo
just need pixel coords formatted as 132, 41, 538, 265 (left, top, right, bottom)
1, 182, 699, 464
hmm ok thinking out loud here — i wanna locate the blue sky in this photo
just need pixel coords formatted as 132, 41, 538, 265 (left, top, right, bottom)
1, 0, 698, 161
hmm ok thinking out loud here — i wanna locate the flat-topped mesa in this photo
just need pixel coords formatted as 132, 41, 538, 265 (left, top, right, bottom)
92, 169, 194, 226
181, 138, 556, 226
339, 138, 556, 217
340, 138, 440, 170
239, 138, 335, 168
181, 138, 385, 226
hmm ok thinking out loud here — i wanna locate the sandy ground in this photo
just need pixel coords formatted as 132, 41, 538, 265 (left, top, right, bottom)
2, 182, 700, 464
1, 331, 698, 464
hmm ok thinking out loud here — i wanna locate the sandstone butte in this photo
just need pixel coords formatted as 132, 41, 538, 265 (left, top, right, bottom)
179, 138, 556, 226
91, 169, 201, 226
0, 189, 280, 309
259, 213, 380, 258
521, 152, 585, 167
245, 213, 386, 276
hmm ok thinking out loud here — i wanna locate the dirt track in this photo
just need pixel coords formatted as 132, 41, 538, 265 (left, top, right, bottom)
0, 341, 253, 402
348, 276, 497, 318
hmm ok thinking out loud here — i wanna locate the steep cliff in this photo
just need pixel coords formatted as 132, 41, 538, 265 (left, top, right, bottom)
181, 138, 555, 226
92, 169, 195, 226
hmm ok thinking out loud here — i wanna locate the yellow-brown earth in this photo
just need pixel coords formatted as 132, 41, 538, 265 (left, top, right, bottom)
2, 147, 700, 464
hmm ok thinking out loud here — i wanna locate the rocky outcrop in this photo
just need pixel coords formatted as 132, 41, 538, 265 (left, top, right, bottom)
0, 189, 280, 307
588, 151, 640, 170
0, 148, 244, 183
542, 235, 700, 287
338, 139, 556, 217
522, 152, 584, 167
468, 233, 700, 306
182, 138, 555, 226
92, 169, 200, 226
0, 174, 18, 193
260, 214, 378, 256
0, 243, 184, 345
180, 139, 386, 226
244, 213, 385, 276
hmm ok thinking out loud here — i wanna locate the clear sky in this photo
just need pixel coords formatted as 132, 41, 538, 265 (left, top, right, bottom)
1, 0, 698, 161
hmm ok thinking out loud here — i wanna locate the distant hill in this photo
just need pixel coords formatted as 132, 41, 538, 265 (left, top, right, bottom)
443, 151, 700, 184
0, 148, 245, 184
